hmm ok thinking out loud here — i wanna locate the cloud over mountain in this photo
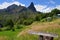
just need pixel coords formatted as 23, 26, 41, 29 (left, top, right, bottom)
0, 1, 60, 13
34, 4, 55, 13
34, 5, 47, 12
56, 5, 60, 10
34, 4, 60, 13
0, 1, 25, 9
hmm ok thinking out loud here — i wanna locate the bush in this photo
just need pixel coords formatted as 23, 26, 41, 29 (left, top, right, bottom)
41, 18, 46, 22
17, 25, 20, 29
12, 28, 15, 31
16, 25, 23, 29
35, 14, 41, 21
0, 28, 2, 31
23, 19, 33, 25
16, 24, 26, 29
46, 17, 52, 22
6, 19, 14, 30
5, 27, 11, 31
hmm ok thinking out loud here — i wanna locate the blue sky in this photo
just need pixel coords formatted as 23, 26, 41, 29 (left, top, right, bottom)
0, 0, 60, 12
0, 0, 60, 6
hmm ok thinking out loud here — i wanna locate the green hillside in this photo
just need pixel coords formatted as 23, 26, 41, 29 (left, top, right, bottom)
0, 19, 60, 40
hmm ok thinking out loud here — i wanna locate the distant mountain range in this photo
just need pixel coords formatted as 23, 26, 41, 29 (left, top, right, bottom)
0, 2, 37, 14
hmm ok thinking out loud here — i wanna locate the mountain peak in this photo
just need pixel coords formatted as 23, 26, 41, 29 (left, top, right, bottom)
28, 2, 36, 12
7, 4, 19, 9
30, 2, 34, 6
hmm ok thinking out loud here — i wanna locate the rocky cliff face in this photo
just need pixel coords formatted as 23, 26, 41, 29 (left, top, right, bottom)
28, 2, 36, 12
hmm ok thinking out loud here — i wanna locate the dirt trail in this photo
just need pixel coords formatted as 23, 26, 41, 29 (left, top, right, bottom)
17, 21, 60, 37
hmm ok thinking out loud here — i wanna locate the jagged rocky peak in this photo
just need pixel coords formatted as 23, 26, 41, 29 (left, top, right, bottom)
0, 2, 37, 13
28, 2, 36, 12
7, 4, 19, 10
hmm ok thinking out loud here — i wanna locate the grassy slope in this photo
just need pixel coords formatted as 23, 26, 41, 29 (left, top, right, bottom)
17, 19, 60, 40
0, 19, 60, 40
0, 25, 27, 40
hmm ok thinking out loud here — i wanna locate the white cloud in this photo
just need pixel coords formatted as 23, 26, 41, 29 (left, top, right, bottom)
56, 5, 60, 10
35, 4, 60, 13
34, 5, 47, 12
12, 1, 25, 6
35, 5, 55, 13
42, 7, 55, 13
0, 2, 10, 9
0, 1, 25, 9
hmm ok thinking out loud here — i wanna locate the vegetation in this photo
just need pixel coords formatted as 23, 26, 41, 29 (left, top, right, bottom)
0, 2, 60, 40
0, 19, 60, 40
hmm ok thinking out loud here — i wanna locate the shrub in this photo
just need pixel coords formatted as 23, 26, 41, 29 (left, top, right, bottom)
5, 27, 11, 31
16, 25, 23, 29
41, 18, 46, 22
6, 19, 14, 30
12, 28, 15, 31
23, 19, 33, 25
0, 28, 2, 31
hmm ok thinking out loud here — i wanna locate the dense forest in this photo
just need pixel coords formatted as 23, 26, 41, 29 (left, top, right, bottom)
0, 2, 60, 31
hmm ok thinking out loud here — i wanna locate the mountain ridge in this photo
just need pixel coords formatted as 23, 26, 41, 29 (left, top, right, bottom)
0, 2, 37, 14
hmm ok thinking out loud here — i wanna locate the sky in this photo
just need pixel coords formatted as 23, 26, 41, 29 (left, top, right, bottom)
0, 0, 60, 13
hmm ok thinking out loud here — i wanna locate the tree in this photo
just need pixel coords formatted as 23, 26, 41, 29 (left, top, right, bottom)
6, 19, 14, 31
51, 9, 60, 15
35, 13, 42, 21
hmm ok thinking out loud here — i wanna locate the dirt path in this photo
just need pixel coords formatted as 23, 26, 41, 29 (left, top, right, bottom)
17, 29, 28, 37
17, 21, 60, 37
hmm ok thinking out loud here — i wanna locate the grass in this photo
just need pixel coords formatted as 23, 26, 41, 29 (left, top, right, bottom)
0, 19, 60, 40
16, 30, 59, 40
0, 25, 27, 40
0, 29, 22, 40
17, 19, 60, 40
16, 27, 60, 40
16, 34, 38, 40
